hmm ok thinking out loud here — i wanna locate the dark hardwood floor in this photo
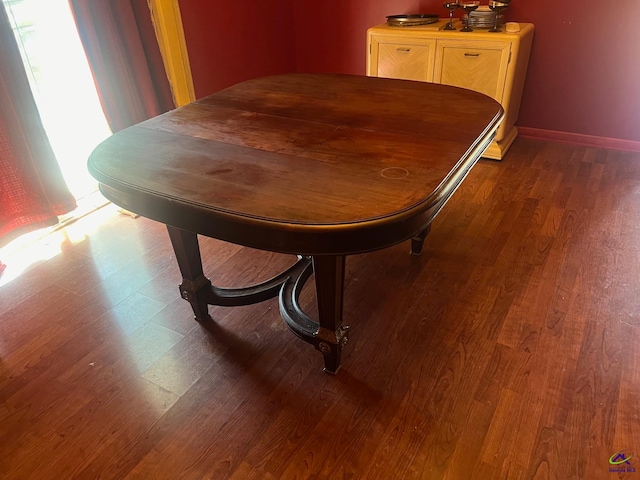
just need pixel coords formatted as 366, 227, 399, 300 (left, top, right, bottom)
1, 138, 639, 479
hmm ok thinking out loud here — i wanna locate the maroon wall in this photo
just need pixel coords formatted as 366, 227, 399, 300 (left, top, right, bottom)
179, 0, 296, 97
508, 0, 640, 143
180, 0, 640, 143
292, 0, 420, 74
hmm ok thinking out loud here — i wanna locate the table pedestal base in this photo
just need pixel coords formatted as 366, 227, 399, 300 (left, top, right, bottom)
167, 226, 349, 374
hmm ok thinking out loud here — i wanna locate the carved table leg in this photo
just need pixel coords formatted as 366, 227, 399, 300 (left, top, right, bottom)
410, 224, 431, 256
312, 255, 348, 374
166, 226, 213, 322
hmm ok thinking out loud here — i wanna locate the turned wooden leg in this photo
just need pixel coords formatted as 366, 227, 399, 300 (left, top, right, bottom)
411, 224, 431, 256
312, 255, 348, 374
166, 226, 213, 322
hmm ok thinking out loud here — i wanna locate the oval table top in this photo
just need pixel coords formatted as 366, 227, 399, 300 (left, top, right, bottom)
88, 73, 503, 255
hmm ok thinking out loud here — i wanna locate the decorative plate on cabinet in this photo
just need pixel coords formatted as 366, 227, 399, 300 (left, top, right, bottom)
386, 14, 439, 27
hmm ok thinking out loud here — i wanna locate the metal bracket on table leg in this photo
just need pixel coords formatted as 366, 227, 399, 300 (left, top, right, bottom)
316, 324, 350, 374
179, 275, 215, 322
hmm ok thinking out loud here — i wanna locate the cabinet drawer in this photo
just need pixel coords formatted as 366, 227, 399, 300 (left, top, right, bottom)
434, 40, 511, 102
369, 37, 436, 82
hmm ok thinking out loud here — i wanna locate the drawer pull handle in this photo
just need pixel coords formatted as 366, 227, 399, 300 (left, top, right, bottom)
464, 52, 480, 57
397, 47, 411, 52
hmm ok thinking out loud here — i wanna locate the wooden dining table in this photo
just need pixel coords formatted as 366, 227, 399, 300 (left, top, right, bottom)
88, 73, 503, 374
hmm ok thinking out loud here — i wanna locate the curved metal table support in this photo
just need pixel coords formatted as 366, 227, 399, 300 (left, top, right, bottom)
279, 255, 349, 374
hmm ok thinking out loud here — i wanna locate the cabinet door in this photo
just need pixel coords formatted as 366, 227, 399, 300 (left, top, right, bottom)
434, 40, 511, 102
369, 36, 436, 82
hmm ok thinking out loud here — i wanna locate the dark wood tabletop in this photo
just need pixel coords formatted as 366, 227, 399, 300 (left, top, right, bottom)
89, 73, 503, 256
88, 73, 504, 373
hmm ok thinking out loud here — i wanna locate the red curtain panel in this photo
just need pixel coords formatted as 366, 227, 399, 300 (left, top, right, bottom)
0, 5, 77, 249
68, 0, 175, 132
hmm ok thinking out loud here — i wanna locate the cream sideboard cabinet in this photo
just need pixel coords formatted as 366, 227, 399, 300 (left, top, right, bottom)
367, 21, 534, 160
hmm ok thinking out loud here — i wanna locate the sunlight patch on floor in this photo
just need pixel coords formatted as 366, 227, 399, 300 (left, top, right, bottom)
0, 201, 119, 288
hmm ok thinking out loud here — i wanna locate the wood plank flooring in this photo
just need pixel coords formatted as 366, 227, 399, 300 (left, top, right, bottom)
1, 138, 639, 479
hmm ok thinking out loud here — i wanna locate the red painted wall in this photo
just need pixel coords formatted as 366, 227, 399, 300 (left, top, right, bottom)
292, 0, 421, 74
507, 0, 640, 143
179, 0, 296, 97
180, 0, 640, 143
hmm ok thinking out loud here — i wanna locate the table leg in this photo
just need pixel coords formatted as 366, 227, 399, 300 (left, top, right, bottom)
312, 255, 348, 374
411, 224, 431, 256
166, 226, 213, 322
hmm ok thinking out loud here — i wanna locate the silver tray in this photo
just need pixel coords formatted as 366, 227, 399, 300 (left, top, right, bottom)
386, 14, 439, 27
